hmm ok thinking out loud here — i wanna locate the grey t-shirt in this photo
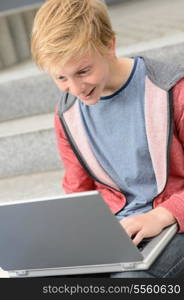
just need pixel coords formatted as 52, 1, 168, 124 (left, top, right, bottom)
78, 57, 158, 219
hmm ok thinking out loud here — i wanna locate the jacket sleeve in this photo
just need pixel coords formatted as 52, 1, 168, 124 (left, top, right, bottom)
158, 78, 184, 232
54, 110, 96, 193
173, 78, 184, 147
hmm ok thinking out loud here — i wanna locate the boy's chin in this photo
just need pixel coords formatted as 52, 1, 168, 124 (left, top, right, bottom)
81, 97, 100, 106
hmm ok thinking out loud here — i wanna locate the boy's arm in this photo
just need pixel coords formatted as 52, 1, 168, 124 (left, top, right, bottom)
156, 77, 184, 232
54, 111, 96, 193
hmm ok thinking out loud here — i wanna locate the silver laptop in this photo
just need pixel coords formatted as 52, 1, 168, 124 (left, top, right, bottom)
0, 191, 177, 278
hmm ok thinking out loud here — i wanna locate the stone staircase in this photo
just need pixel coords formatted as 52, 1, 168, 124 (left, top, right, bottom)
0, 62, 65, 203
0, 1, 44, 70
0, 2, 66, 203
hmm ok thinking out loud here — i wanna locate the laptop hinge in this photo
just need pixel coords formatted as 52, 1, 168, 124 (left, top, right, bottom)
15, 270, 29, 277
121, 262, 137, 270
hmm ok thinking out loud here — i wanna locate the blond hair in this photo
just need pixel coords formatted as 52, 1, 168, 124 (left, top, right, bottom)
31, 0, 115, 74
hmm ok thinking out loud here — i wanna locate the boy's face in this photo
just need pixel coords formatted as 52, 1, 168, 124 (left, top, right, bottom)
52, 49, 113, 105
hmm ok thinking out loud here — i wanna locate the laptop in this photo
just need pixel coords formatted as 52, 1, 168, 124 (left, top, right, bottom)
0, 191, 177, 278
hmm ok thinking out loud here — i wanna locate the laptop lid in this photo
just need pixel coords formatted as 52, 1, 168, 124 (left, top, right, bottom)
0, 191, 143, 275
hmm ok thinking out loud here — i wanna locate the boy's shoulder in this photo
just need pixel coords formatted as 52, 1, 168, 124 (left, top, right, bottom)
58, 92, 77, 116
142, 56, 184, 91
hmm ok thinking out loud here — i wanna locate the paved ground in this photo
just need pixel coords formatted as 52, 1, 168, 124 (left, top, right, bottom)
108, 0, 184, 48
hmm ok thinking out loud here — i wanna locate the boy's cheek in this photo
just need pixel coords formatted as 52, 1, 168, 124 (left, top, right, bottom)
54, 81, 66, 92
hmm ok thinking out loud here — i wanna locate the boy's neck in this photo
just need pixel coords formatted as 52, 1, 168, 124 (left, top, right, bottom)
102, 57, 134, 97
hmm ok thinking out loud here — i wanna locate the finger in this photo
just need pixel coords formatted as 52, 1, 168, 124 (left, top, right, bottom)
121, 224, 140, 239
132, 230, 145, 246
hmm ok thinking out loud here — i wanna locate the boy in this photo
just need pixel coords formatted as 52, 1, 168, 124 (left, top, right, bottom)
31, 0, 184, 278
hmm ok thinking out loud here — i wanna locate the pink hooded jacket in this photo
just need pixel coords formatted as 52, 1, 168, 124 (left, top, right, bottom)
54, 57, 184, 232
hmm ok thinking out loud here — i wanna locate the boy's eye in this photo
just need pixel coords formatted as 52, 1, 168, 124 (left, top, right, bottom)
58, 76, 65, 81
57, 68, 90, 80
78, 69, 89, 75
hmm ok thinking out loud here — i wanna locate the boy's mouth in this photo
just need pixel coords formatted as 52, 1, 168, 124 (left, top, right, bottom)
86, 87, 95, 97
81, 87, 96, 100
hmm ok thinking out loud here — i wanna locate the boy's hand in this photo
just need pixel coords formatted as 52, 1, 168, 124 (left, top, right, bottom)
119, 207, 176, 245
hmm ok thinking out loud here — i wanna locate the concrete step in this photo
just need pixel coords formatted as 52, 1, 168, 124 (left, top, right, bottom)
117, 32, 184, 65
0, 168, 64, 204
0, 65, 60, 122
0, 113, 62, 178
0, 59, 41, 83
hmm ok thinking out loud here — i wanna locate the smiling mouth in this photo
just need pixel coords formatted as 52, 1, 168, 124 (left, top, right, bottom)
86, 87, 95, 97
